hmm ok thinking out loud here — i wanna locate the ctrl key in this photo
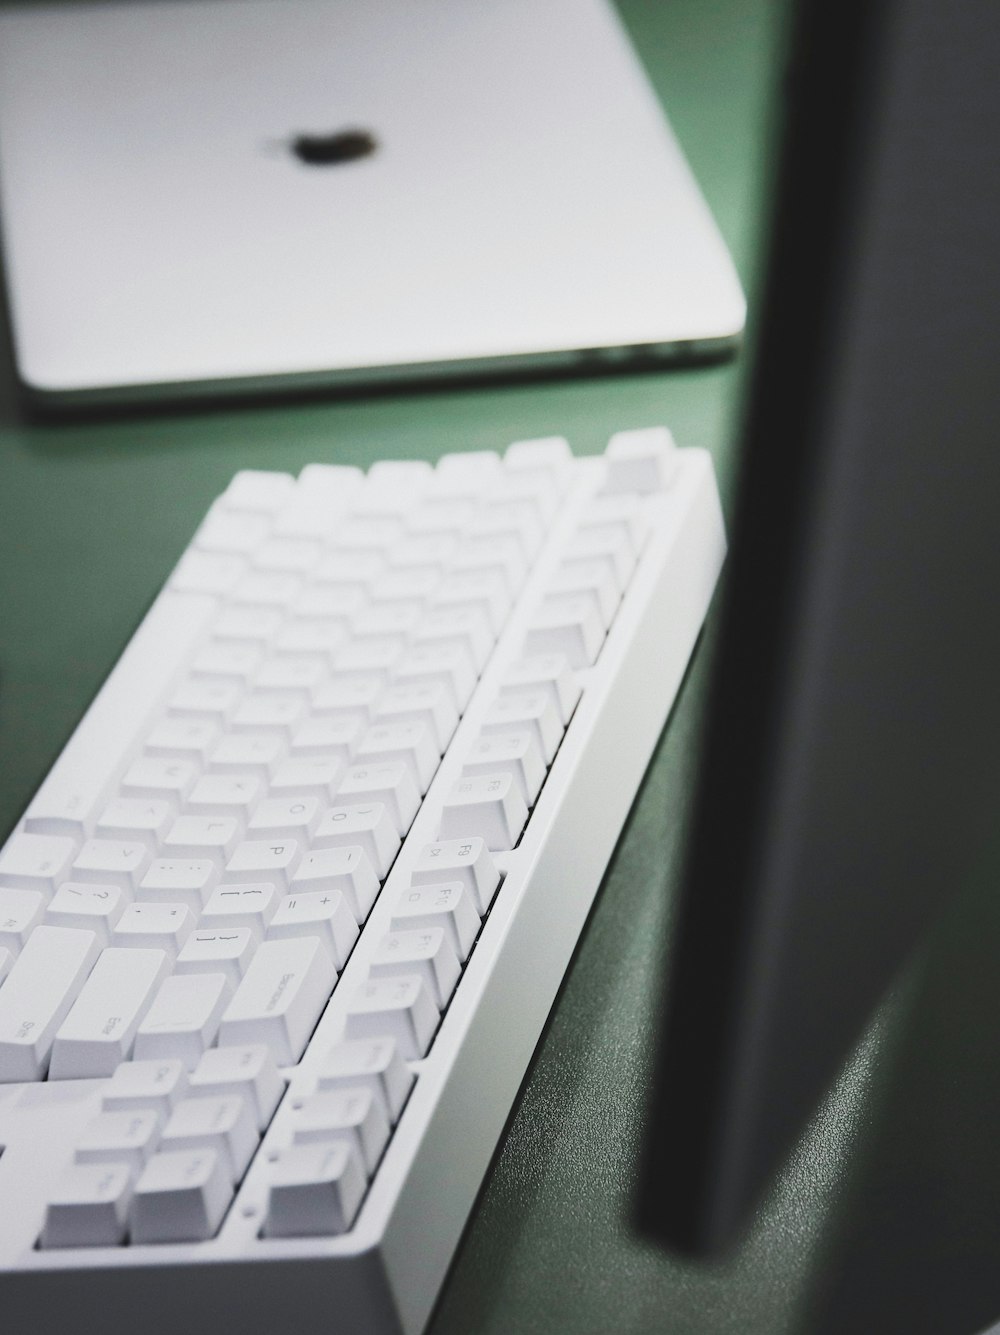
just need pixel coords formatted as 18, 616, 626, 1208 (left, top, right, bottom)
264, 1142, 366, 1238
130, 1149, 233, 1244
41, 1162, 134, 1249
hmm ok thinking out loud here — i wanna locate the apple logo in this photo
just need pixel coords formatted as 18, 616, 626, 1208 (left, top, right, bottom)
290, 128, 378, 166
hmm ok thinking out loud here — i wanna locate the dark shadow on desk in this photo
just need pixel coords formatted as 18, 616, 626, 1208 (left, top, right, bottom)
805, 822, 1000, 1335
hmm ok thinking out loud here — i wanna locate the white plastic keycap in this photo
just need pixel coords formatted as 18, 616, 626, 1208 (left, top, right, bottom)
49, 948, 171, 1079
266, 889, 358, 969
344, 975, 439, 1060
288, 1088, 389, 1173
390, 882, 481, 962
370, 927, 461, 1007
0, 927, 102, 1081
410, 838, 500, 915
603, 426, 678, 493
162, 1095, 259, 1182
188, 1044, 285, 1130
318, 1038, 414, 1123
218, 937, 336, 1065
134, 972, 231, 1068
438, 773, 528, 851
102, 1058, 189, 1119
74, 1108, 162, 1174
290, 846, 380, 922
41, 1163, 134, 1249
131, 1149, 233, 1244
264, 1142, 366, 1238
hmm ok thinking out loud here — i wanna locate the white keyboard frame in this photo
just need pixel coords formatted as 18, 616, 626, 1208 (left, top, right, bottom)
0, 449, 724, 1335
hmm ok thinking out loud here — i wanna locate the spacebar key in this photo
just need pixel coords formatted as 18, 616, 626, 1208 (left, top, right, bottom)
218, 937, 336, 1066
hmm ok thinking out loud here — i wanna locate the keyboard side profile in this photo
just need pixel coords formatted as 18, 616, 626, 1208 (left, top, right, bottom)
0, 432, 725, 1335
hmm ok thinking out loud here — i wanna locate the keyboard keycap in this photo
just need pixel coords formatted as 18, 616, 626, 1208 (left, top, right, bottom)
208, 732, 286, 777
603, 425, 677, 493
111, 902, 194, 958
218, 937, 336, 1065
0, 886, 45, 953
49, 947, 170, 1079
290, 846, 380, 923
393, 644, 477, 711
134, 972, 231, 1068
175, 928, 256, 988
41, 1162, 134, 1249
0, 926, 102, 1081
375, 681, 459, 752
524, 594, 606, 669
188, 1044, 284, 1130
131, 1148, 233, 1244
161, 1094, 258, 1181
500, 655, 581, 725
71, 838, 151, 893
563, 530, 636, 595
432, 571, 511, 636
220, 469, 297, 514
336, 762, 419, 837
578, 493, 650, 556
102, 1058, 189, 1119
268, 757, 343, 802
166, 679, 242, 720
345, 975, 439, 1060
313, 804, 399, 880
545, 560, 621, 629
186, 773, 262, 820
370, 927, 461, 1008
200, 883, 279, 939
170, 551, 247, 595
413, 607, 494, 672
224, 839, 301, 888
44, 883, 125, 945
318, 1038, 414, 1123
290, 715, 362, 762
137, 858, 219, 913
162, 816, 242, 865
145, 717, 221, 763
266, 889, 359, 969
288, 1088, 389, 1174
75, 1108, 162, 1174
264, 1142, 366, 1238
438, 773, 528, 851
482, 690, 563, 765
390, 882, 481, 962
0, 832, 75, 896
119, 757, 198, 807
462, 729, 546, 806
411, 838, 500, 914
504, 435, 573, 490
194, 508, 271, 555
247, 796, 321, 842
355, 721, 439, 795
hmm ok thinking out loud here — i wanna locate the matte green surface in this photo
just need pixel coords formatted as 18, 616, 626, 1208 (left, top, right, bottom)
0, 3, 933, 1332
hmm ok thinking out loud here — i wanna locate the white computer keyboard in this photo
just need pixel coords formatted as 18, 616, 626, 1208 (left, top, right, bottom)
0, 430, 724, 1334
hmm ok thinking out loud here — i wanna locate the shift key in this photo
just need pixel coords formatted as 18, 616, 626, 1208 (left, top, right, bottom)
218, 937, 336, 1066
0, 926, 101, 1082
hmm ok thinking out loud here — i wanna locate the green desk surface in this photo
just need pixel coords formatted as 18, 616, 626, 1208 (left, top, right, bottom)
5, 4, 1000, 1332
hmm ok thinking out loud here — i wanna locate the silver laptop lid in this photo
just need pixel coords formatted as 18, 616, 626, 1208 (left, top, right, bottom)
0, 0, 745, 403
